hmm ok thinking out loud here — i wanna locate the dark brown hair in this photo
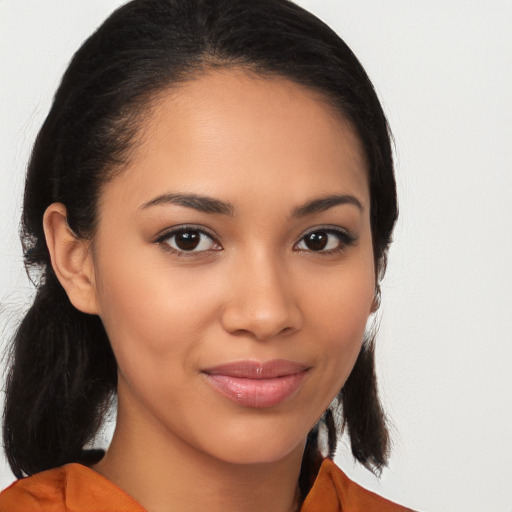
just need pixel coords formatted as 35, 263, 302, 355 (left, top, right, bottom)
3, 0, 397, 496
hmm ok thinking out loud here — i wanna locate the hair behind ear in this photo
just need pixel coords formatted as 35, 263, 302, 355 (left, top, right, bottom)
339, 332, 389, 472
300, 330, 389, 494
2, 270, 117, 477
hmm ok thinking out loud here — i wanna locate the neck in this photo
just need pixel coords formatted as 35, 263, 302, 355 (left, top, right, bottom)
93, 394, 306, 512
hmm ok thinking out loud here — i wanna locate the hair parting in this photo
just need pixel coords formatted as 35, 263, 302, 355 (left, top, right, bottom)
3, 0, 397, 488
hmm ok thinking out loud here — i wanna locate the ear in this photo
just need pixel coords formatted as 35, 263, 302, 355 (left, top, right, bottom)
370, 285, 381, 314
43, 203, 99, 315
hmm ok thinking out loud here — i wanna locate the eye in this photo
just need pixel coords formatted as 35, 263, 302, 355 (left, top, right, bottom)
157, 227, 221, 254
295, 228, 355, 253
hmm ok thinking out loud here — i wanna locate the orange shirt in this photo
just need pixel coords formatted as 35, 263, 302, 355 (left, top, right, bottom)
0, 458, 412, 511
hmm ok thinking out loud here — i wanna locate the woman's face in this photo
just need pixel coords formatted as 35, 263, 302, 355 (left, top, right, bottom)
90, 69, 375, 465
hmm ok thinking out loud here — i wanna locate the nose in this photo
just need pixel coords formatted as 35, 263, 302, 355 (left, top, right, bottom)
220, 253, 303, 341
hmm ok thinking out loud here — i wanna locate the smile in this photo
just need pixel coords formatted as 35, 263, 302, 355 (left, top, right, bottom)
202, 360, 309, 408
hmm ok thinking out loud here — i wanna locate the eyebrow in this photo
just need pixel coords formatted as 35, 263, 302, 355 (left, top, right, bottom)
140, 193, 234, 215
292, 194, 364, 217
140, 192, 363, 217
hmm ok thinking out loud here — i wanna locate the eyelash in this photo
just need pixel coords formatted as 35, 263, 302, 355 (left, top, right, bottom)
295, 227, 357, 256
155, 225, 220, 257
154, 225, 356, 257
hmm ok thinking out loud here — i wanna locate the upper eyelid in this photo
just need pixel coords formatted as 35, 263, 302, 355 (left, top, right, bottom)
153, 224, 356, 246
298, 225, 355, 239
154, 224, 219, 242
301, 225, 346, 234
155, 226, 221, 256
292, 229, 356, 260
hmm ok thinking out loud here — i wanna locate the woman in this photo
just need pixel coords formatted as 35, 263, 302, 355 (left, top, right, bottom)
0, 0, 411, 510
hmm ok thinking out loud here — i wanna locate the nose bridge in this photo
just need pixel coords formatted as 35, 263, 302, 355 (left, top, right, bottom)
220, 247, 301, 340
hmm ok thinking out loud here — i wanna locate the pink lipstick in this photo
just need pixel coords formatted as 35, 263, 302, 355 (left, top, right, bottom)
202, 360, 308, 408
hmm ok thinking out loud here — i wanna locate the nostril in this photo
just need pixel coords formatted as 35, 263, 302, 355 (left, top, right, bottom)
220, 309, 300, 341
219, 272, 303, 340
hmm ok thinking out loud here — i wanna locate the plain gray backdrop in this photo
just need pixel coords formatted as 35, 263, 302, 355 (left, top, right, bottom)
1, 1, 511, 511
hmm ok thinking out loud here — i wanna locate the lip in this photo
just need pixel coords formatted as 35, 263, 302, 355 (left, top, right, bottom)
202, 360, 309, 408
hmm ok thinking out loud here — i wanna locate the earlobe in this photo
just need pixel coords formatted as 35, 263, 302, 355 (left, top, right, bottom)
43, 203, 99, 315
370, 286, 381, 313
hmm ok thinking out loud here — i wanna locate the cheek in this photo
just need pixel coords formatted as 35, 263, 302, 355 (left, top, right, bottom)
92, 246, 221, 376
303, 249, 375, 333
303, 258, 375, 395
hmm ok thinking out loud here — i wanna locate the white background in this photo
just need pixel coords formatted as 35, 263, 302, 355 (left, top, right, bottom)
1, 1, 511, 511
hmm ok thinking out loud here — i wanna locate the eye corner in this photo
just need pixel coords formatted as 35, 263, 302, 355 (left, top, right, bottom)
154, 225, 223, 256
294, 226, 357, 255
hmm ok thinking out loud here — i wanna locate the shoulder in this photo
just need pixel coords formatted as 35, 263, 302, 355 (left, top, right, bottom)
301, 458, 415, 512
0, 463, 144, 512
0, 466, 69, 512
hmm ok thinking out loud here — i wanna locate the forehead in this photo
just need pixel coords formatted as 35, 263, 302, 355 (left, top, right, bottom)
102, 69, 370, 214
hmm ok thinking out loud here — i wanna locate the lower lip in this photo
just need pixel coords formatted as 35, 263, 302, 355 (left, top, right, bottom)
203, 371, 308, 408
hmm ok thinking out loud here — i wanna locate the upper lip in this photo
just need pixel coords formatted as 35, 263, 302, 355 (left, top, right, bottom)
202, 359, 309, 379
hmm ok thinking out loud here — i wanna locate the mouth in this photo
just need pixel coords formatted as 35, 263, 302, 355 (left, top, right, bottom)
201, 360, 309, 408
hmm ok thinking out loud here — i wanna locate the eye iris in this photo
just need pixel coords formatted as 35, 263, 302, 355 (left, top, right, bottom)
175, 231, 200, 251
305, 231, 328, 251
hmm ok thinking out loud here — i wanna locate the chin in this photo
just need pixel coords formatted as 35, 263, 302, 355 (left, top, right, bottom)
194, 423, 308, 467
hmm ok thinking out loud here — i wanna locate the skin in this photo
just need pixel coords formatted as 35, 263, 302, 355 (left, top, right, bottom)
44, 69, 376, 512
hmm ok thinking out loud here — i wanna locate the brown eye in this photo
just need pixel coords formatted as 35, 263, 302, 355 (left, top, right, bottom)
174, 230, 201, 251
303, 231, 329, 251
160, 228, 220, 253
296, 228, 354, 253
